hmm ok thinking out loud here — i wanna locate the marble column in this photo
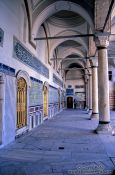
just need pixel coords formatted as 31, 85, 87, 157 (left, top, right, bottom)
95, 33, 112, 133
91, 66, 99, 119
0, 74, 5, 144
88, 73, 92, 116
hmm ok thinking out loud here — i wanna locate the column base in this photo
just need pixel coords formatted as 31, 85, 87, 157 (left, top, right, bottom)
88, 109, 92, 116
84, 107, 88, 110
86, 108, 89, 112
91, 113, 99, 119
95, 122, 114, 134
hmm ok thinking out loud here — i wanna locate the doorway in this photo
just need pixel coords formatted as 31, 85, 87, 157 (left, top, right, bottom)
67, 97, 73, 108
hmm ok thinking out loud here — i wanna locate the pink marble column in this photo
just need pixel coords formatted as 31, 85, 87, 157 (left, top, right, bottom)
91, 66, 99, 119
88, 73, 92, 116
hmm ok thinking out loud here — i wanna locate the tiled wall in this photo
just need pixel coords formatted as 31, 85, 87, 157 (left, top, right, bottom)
49, 86, 58, 104
13, 37, 49, 78
0, 62, 65, 145
48, 86, 59, 118
29, 77, 43, 130
29, 77, 43, 106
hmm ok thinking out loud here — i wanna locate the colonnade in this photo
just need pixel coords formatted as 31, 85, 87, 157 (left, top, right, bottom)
85, 33, 112, 133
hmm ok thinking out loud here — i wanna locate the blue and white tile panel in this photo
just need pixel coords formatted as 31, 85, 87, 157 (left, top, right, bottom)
13, 37, 49, 78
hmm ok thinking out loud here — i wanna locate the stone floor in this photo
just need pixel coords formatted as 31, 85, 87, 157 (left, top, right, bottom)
0, 110, 115, 175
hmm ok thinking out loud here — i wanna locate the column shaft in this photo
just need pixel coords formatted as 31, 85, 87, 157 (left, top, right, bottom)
85, 81, 88, 110
98, 48, 110, 122
96, 46, 112, 133
88, 74, 92, 115
91, 67, 99, 119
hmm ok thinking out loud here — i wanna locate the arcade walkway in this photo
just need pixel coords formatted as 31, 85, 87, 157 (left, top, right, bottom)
0, 110, 115, 175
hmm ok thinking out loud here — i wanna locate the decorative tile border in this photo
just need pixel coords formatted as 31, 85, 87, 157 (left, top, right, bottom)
30, 76, 43, 84
0, 63, 15, 76
0, 28, 4, 47
13, 37, 49, 78
53, 74, 63, 87
66, 88, 74, 96
49, 86, 58, 104
49, 84, 58, 90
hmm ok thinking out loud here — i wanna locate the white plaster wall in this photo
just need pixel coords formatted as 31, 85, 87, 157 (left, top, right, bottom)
3, 75, 16, 146
0, 0, 64, 146
65, 79, 84, 87
0, 0, 63, 88
36, 26, 46, 63
66, 70, 84, 80
65, 79, 85, 93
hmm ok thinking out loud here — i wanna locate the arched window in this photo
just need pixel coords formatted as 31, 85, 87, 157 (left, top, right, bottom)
17, 77, 27, 128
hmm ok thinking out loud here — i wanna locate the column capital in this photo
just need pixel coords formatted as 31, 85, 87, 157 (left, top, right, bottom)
95, 32, 110, 49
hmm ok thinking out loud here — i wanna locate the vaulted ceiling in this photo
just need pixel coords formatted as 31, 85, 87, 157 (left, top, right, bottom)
28, 0, 115, 78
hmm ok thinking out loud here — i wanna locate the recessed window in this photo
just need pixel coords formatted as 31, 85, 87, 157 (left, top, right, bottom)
68, 85, 72, 88
75, 85, 84, 88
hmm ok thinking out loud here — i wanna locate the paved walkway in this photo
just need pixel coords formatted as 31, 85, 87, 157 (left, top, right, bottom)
0, 110, 115, 175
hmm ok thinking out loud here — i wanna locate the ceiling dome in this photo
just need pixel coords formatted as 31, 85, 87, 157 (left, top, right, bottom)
46, 10, 85, 28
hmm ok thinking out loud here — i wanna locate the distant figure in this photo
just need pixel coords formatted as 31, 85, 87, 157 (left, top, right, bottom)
74, 98, 77, 109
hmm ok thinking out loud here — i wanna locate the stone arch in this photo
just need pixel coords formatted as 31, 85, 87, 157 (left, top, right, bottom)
32, 1, 94, 41
37, 24, 51, 65
16, 70, 31, 87
59, 47, 85, 59
111, 5, 115, 41
21, 2, 28, 43
23, 0, 34, 47
56, 47, 85, 72
49, 29, 88, 59
111, 5, 115, 22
